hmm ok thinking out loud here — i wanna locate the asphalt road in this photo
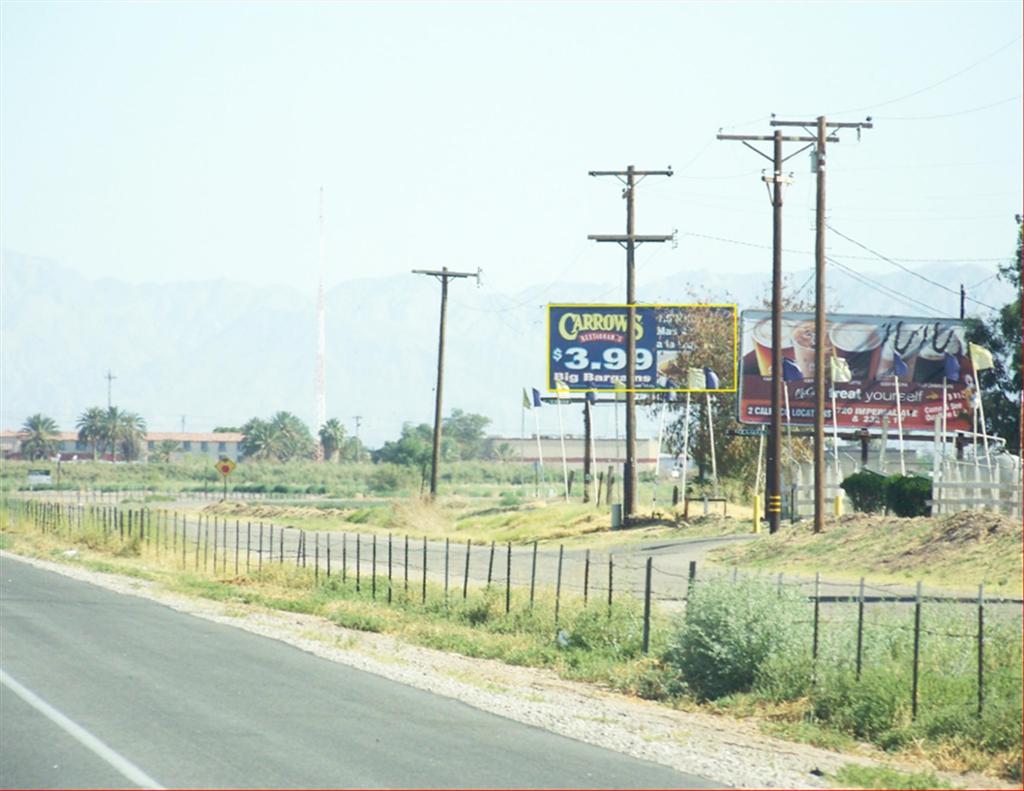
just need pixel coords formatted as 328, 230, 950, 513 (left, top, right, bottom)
0, 557, 722, 790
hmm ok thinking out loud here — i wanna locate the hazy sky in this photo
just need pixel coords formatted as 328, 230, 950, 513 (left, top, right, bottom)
2, 1, 1021, 297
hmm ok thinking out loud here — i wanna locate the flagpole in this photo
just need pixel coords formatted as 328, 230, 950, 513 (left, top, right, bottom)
977, 390, 992, 472
783, 382, 794, 484
521, 397, 527, 496
556, 393, 569, 502
681, 393, 691, 509
651, 396, 667, 511
706, 393, 718, 497
588, 399, 598, 504
831, 386, 841, 484
894, 374, 906, 476
941, 376, 948, 471
533, 403, 544, 498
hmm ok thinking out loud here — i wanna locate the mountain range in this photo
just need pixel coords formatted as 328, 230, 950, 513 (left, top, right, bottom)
1, 249, 1013, 447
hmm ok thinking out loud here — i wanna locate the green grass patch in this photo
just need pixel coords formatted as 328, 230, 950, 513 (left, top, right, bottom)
831, 763, 960, 790
710, 512, 1023, 595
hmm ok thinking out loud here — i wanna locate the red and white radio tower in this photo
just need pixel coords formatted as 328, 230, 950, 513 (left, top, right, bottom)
315, 187, 327, 462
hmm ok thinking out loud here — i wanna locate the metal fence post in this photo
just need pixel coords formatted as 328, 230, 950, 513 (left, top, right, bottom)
856, 576, 865, 681
462, 540, 471, 600
642, 557, 653, 654
505, 542, 512, 614
583, 549, 590, 606
977, 583, 985, 717
812, 572, 821, 661
912, 581, 922, 721
554, 545, 564, 625
529, 540, 537, 608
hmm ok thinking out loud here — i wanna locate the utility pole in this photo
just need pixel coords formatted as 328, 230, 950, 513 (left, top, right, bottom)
588, 165, 673, 521
105, 370, 117, 409
960, 283, 966, 320
412, 267, 481, 498
351, 416, 363, 462
770, 116, 872, 533
717, 127, 829, 532
180, 415, 186, 434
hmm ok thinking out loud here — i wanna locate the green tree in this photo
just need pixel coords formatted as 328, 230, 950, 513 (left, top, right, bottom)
20, 413, 59, 460
318, 418, 346, 463
150, 439, 180, 463
966, 217, 1022, 454
76, 406, 106, 460
102, 408, 146, 462
442, 409, 491, 460
239, 413, 316, 462
491, 441, 517, 463
268, 411, 316, 461
663, 285, 814, 487
373, 423, 436, 467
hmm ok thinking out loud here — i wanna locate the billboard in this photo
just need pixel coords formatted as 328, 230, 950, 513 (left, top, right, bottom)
738, 310, 976, 432
547, 304, 737, 392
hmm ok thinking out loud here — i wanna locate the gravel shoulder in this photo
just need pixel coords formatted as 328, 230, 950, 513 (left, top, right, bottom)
2, 550, 1011, 790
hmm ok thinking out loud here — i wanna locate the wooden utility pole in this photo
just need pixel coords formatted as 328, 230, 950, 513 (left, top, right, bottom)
412, 267, 480, 498
770, 116, 872, 533
588, 166, 673, 521
717, 126, 829, 532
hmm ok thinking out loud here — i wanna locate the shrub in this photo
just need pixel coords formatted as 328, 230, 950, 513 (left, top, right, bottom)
664, 575, 808, 700
840, 470, 886, 513
885, 474, 931, 517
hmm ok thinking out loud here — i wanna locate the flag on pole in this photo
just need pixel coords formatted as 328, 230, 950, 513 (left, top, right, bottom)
531, 387, 543, 408
586, 391, 596, 404
892, 352, 909, 378
830, 355, 852, 383
968, 342, 994, 372
522, 388, 532, 409
704, 367, 720, 389
554, 379, 571, 399
686, 368, 705, 389
943, 353, 960, 382
782, 358, 804, 382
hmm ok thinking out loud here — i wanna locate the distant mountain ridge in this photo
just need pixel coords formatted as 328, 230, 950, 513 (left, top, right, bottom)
1, 249, 1012, 447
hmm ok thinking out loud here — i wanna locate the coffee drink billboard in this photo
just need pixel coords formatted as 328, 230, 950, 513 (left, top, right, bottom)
738, 310, 974, 432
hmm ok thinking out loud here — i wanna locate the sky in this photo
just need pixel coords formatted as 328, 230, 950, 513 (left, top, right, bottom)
2, 1, 1021, 300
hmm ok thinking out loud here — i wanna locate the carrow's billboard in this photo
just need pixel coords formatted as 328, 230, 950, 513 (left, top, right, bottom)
548, 304, 737, 392
738, 310, 976, 432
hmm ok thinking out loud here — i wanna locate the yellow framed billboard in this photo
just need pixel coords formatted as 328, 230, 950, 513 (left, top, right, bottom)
547, 304, 738, 393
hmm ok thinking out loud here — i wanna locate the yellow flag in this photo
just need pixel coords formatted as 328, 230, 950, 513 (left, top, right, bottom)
968, 342, 994, 372
830, 355, 852, 383
554, 379, 571, 399
687, 367, 705, 389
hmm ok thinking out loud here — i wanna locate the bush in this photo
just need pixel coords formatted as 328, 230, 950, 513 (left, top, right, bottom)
664, 575, 808, 700
885, 474, 931, 517
840, 470, 887, 513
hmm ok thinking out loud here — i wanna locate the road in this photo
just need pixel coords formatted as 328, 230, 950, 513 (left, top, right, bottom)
0, 556, 722, 789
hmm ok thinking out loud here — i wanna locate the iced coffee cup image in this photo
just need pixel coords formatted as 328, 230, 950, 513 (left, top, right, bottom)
790, 320, 833, 379
752, 317, 795, 376
878, 322, 925, 382
914, 326, 963, 383
829, 322, 883, 381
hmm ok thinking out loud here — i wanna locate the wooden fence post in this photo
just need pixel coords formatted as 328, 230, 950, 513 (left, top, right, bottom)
977, 583, 985, 717
583, 549, 590, 606
912, 581, 922, 721
505, 542, 512, 614
462, 540, 471, 600
554, 545, 564, 625
856, 577, 865, 680
529, 540, 538, 609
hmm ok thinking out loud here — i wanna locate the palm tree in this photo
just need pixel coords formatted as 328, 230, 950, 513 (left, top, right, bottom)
117, 412, 147, 461
20, 414, 59, 460
319, 418, 346, 463
76, 406, 106, 460
151, 439, 180, 463
268, 411, 315, 461
101, 407, 146, 462
240, 418, 275, 460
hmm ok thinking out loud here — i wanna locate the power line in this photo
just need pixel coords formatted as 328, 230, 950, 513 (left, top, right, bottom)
829, 36, 1021, 114
826, 225, 1000, 311
681, 231, 1006, 263
827, 256, 946, 316
877, 94, 1021, 121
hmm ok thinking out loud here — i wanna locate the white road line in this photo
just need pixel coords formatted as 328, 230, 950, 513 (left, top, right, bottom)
0, 667, 164, 790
